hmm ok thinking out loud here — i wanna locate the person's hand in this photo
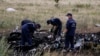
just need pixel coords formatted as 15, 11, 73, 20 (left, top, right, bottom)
63, 29, 67, 34
50, 26, 56, 33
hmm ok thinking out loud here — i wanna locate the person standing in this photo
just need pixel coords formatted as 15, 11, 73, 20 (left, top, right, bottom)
64, 13, 76, 51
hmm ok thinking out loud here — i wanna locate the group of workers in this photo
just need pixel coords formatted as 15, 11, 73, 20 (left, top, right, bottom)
20, 13, 76, 52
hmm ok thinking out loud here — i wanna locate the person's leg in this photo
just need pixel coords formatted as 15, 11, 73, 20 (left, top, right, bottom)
21, 34, 26, 46
65, 35, 70, 50
28, 37, 32, 46
69, 36, 74, 50
57, 26, 62, 36
26, 34, 32, 46
54, 27, 62, 43
53, 27, 58, 39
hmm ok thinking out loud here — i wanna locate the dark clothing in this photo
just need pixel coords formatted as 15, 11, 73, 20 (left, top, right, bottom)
21, 19, 32, 26
21, 23, 36, 46
65, 35, 74, 50
21, 31, 33, 46
66, 18, 76, 36
50, 18, 62, 36
65, 18, 76, 50
22, 23, 36, 33
50, 18, 62, 26
54, 25, 62, 36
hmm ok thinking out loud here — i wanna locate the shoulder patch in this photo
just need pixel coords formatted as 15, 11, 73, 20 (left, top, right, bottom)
71, 23, 76, 27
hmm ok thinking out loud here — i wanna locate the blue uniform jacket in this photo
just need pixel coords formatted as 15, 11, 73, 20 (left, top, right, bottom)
50, 18, 62, 27
22, 23, 36, 34
66, 19, 76, 36
21, 19, 32, 26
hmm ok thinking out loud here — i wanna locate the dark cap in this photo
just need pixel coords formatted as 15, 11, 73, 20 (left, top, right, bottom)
66, 13, 72, 16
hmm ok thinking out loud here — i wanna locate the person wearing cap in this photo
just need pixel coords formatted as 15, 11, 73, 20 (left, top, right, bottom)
64, 13, 76, 51
47, 17, 62, 39
21, 19, 41, 46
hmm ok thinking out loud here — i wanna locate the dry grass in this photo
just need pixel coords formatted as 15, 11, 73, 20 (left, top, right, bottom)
0, 36, 10, 56
0, 0, 100, 56
0, 0, 100, 32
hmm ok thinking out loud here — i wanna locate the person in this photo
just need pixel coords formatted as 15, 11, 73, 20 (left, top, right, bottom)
21, 19, 41, 46
64, 13, 76, 51
21, 18, 33, 26
47, 17, 62, 39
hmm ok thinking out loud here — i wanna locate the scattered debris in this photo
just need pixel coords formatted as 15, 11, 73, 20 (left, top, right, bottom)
13, 25, 19, 32
6, 8, 16, 12
95, 24, 100, 27
74, 38, 84, 49
47, 35, 53, 38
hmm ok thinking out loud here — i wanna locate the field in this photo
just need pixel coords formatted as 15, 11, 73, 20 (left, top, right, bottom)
0, 0, 100, 56
0, 0, 100, 33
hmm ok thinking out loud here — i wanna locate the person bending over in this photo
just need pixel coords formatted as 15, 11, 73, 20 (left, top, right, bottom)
21, 19, 41, 46
47, 17, 62, 39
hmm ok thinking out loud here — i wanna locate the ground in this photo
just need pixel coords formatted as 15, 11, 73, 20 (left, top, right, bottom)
0, 0, 100, 56
0, 0, 100, 33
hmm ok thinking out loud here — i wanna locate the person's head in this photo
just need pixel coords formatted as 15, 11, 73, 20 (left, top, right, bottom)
32, 21, 36, 24
35, 24, 41, 29
66, 13, 72, 19
47, 20, 51, 25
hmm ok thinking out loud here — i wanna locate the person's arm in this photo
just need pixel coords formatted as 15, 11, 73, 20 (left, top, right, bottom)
63, 21, 70, 33
63, 29, 67, 33
51, 26, 54, 33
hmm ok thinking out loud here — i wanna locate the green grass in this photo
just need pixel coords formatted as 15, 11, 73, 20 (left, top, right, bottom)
0, 0, 100, 32
0, 36, 9, 56
0, 0, 100, 56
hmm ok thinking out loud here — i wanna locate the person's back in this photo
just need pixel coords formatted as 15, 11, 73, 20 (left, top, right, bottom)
51, 18, 62, 27
66, 19, 76, 36
21, 23, 36, 46
22, 23, 36, 33
21, 20, 41, 46
21, 19, 32, 26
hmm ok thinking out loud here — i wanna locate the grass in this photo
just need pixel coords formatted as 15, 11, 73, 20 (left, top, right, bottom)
0, 36, 9, 56
0, 1, 100, 56
0, 0, 100, 31
74, 4, 91, 8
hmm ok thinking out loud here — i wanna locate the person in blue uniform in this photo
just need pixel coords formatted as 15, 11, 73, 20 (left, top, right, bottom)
21, 19, 33, 26
64, 13, 76, 51
47, 17, 62, 38
21, 19, 41, 46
